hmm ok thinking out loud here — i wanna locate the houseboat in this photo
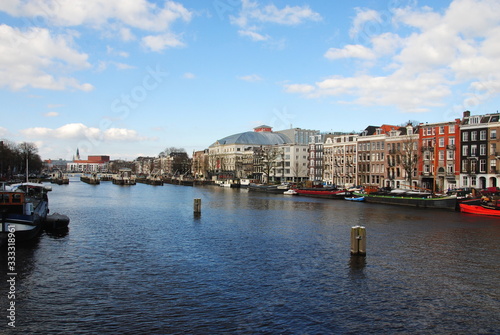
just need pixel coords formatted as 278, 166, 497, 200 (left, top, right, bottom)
0, 182, 51, 244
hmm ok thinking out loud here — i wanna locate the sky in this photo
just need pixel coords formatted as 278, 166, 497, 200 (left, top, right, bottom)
1, 0, 499, 161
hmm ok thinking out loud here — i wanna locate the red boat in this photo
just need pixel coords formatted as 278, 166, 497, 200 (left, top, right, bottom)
459, 201, 500, 217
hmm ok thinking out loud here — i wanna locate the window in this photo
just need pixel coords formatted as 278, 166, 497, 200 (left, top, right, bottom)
439, 126, 445, 134
449, 125, 455, 134
480, 130, 487, 141
439, 137, 445, 147
471, 131, 477, 141
491, 130, 497, 139
480, 144, 486, 156
471, 145, 477, 156
447, 150, 454, 160
462, 176, 468, 186
449, 137, 455, 146
462, 132, 469, 142
462, 146, 469, 157
479, 159, 486, 173
439, 150, 445, 161
491, 143, 497, 156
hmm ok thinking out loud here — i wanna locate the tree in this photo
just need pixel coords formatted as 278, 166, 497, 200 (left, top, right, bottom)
398, 127, 420, 187
159, 147, 185, 157
254, 146, 281, 184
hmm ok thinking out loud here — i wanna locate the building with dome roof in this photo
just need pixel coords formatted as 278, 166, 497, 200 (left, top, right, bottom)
207, 126, 312, 183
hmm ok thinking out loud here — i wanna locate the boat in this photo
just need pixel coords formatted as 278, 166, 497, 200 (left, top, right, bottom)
51, 171, 69, 185
112, 168, 136, 185
345, 196, 365, 202
44, 213, 70, 230
459, 202, 500, 217
248, 183, 289, 194
295, 187, 351, 199
80, 173, 100, 185
283, 189, 298, 195
219, 180, 241, 188
0, 182, 51, 244
354, 191, 457, 210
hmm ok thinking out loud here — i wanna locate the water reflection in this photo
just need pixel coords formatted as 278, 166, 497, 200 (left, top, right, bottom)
2, 180, 498, 334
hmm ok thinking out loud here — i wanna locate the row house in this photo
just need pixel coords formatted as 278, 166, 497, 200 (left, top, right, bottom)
308, 134, 325, 182
460, 111, 500, 189
323, 133, 358, 187
357, 125, 399, 188
385, 125, 419, 190
418, 119, 461, 192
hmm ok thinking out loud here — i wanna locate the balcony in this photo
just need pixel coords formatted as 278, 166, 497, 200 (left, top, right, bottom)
446, 144, 456, 150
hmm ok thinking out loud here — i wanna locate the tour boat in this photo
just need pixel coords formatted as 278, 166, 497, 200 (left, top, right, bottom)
0, 182, 51, 244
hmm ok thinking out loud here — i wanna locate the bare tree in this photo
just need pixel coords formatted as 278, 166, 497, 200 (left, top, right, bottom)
398, 129, 420, 187
254, 146, 281, 184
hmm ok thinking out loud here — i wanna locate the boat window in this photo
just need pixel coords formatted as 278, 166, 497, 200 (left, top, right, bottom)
0, 194, 9, 203
12, 194, 22, 203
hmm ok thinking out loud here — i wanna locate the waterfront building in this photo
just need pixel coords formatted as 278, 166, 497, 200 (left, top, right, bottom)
276, 128, 320, 145
272, 143, 309, 183
67, 155, 110, 172
192, 150, 209, 180
208, 125, 290, 182
460, 111, 500, 188
308, 134, 325, 182
385, 125, 419, 190
357, 125, 398, 189
323, 133, 358, 187
418, 119, 461, 192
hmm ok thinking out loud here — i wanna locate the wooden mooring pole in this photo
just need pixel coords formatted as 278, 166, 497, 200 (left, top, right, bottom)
350, 225, 366, 256
194, 198, 201, 214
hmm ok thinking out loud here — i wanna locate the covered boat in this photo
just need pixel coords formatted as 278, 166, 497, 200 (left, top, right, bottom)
354, 191, 457, 210
295, 187, 351, 199
0, 182, 51, 244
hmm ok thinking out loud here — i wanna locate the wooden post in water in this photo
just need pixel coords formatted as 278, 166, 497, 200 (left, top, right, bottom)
194, 198, 201, 214
350, 226, 366, 256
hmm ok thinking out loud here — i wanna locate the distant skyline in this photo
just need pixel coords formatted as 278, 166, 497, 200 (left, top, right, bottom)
1, 0, 499, 160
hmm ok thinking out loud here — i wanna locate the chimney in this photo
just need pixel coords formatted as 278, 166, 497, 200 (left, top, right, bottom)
463, 110, 470, 118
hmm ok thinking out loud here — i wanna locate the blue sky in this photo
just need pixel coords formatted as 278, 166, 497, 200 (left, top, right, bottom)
1, 0, 499, 160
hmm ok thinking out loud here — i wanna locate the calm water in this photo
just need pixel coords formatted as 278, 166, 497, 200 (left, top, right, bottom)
1, 179, 499, 334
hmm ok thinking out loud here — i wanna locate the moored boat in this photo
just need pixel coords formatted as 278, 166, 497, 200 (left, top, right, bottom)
81, 173, 100, 184
0, 182, 51, 244
248, 183, 289, 193
355, 191, 457, 210
459, 203, 500, 217
112, 168, 136, 185
295, 187, 351, 199
283, 189, 298, 195
345, 196, 365, 202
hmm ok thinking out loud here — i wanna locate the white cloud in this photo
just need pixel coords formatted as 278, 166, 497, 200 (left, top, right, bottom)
183, 72, 195, 79
0, 1, 192, 52
349, 8, 383, 38
20, 123, 148, 142
44, 112, 60, 117
287, 0, 500, 113
238, 74, 263, 82
142, 33, 185, 52
230, 0, 321, 41
0, 0, 192, 32
0, 25, 93, 91
324, 44, 376, 60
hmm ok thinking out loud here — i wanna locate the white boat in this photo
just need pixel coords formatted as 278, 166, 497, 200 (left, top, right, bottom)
283, 189, 298, 195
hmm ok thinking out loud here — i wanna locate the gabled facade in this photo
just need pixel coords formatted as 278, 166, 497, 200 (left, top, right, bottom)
385, 125, 419, 190
323, 134, 358, 187
418, 119, 461, 192
460, 111, 500, 189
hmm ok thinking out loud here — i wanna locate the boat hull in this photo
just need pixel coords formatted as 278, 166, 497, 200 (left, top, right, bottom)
356, 193, 457, 210
459, 203, 500, 217
296, 189, 350, 199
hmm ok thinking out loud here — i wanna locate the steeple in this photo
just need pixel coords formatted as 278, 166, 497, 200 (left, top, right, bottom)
76, 148, 80, 160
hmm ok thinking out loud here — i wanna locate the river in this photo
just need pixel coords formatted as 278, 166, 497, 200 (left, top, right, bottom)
1, 179, 499, 334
